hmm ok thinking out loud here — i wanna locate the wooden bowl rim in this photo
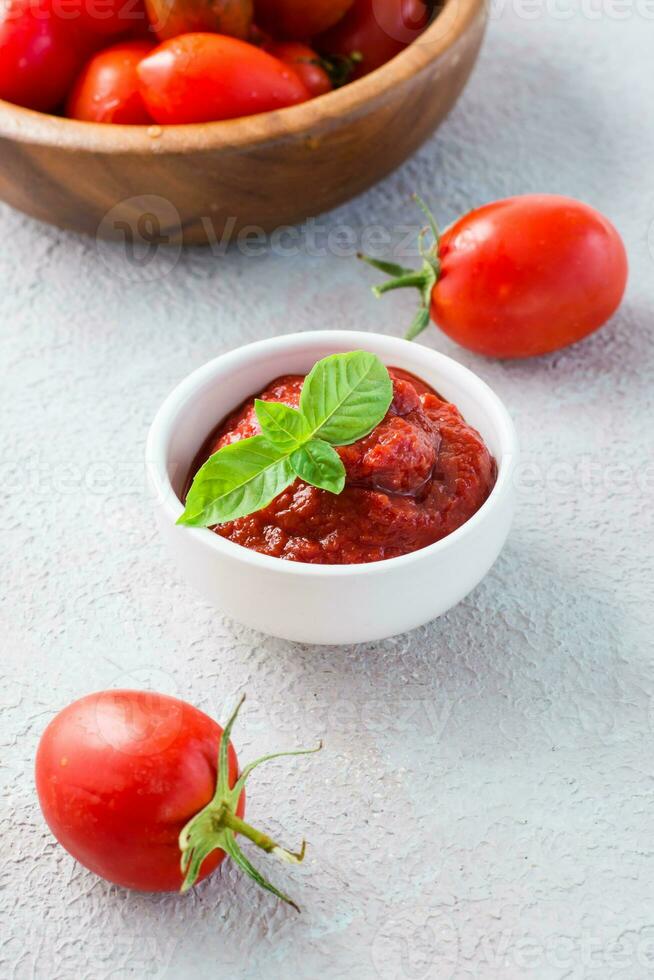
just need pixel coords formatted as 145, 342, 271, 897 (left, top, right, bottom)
0, 0, 485, 154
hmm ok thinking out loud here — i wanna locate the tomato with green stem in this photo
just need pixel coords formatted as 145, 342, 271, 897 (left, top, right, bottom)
317, 0, 431, 80
35, 691, 320, 909
360, 194, 629, 358
264, 41, 332, 97
265, 40, 363, 92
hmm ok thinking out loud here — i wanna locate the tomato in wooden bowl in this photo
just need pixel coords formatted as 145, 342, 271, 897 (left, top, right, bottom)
0, 0, 487, 244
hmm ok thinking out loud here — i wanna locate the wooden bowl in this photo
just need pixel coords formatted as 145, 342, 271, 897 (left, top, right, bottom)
0, 0, 487, 245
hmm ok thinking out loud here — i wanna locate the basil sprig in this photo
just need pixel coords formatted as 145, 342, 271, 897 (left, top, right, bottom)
178, 351, 393, 528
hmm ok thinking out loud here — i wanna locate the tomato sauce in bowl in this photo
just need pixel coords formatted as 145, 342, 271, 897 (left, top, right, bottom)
186, 368, 496, 565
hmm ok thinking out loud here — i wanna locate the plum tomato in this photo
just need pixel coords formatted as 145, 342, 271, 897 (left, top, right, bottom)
318, 0, 430, 80
264, 41, 332, 98
35, 692, 320, 907
362, 194, 629, 358
0, 0, 89, 112
66, 40, 153, 123
137, 33, 310, 124
253, 0, 355, 41
145, 0, 253, 42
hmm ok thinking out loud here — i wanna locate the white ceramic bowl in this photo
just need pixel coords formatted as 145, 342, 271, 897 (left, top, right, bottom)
147, 331, 518, 644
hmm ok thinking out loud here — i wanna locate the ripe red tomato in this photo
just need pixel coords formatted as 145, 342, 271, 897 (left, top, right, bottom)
35, 690, 244, 891
254, 0, 355, 40
0, 0, 89, 112
66, 40, 153, 123
364, 195, 629, 358
318, 0, 429, 79
137, 34, 310, 124
264, 41, 332, 98
145, 0, 252, 41
36, 691, 316, 907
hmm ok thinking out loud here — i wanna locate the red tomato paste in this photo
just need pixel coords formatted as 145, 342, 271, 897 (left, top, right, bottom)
190, 369, 496, 564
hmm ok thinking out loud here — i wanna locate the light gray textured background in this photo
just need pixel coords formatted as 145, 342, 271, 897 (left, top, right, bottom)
1, 6, 653, 979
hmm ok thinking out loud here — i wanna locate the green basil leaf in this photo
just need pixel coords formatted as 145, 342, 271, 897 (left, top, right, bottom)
178, 435, 295, 527
254, 399, 311, 451
291, 439, 346, 494
177, 351, 394, 530
299, 351, 393, 446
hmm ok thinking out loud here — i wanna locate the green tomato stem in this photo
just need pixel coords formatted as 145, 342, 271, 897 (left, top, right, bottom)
222, 811, 307, 863
319, 51, 363, 88
372, 271, 431, 297
178, 696, 321, 912
358, 195, 443, 341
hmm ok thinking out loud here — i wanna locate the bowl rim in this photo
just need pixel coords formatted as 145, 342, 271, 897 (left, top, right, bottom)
146, 330, 519, 578
0, 0, 485, 154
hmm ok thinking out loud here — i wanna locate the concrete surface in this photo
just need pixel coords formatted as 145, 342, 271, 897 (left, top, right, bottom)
1, 6, 653, 980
